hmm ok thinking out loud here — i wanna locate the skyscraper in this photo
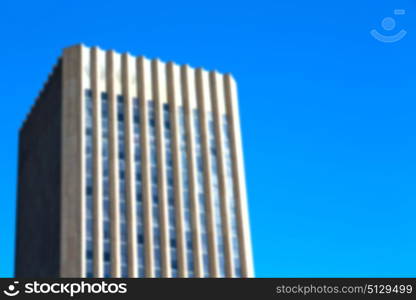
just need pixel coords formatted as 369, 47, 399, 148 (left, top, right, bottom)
15, 45, 253, 278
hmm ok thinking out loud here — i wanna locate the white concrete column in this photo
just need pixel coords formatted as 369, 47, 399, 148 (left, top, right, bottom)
195, 68, 219, 277
122, 53, 138, 277
152, 59, 171, 277
91, 47, 104, 277
181, 65, 203, 277
136, 57, 155, 277
106, 51, 121, 277
223, 74, 254, 277
166, 62, 187, 277
61, 44, 85, 277
210, 71, 234, 277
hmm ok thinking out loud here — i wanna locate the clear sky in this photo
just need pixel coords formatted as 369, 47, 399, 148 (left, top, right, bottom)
0, 0, 415, 277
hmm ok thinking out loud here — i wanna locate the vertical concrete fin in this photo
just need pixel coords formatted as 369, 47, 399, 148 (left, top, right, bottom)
152, 59, 171, 277
223, 74, 254, 277
61, 44, 86, 277
210, 71, 234, 277
166, 62, 187, 277
91, 47, 104, 277
181, 65, 203, 277
195, 68, 219, 277
137, 56, 155, 277
122, 53, 138, 277
106, 50, 121, 277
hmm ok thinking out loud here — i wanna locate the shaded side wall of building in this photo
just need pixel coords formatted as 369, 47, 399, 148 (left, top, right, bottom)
15, 62, 63, 277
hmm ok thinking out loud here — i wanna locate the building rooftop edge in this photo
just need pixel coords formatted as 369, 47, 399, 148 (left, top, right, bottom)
20, 59, 62, 132
20, 44, 236, 132
63, 44, 234, 77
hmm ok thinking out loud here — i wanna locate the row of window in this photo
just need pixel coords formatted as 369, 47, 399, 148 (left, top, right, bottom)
222, 116, 241, 276
208, 113, 226, 276
179, 108, 194, 276
193, 110, 210, 276
163, 103, 178, 276
148, 100, 162, 277
84, 90, 241, 277
102, 92, 112, 277
117, 95, 129, 277
133, 98, 146, 277
85, 90, 94, 278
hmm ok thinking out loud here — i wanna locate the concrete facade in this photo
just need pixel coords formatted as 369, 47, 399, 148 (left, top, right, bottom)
15, 45, 254, 278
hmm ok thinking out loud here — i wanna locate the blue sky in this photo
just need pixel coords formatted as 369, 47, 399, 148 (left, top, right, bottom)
0, 0, 415, 277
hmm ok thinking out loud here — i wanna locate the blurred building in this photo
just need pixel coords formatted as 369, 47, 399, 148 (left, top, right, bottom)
15, 45, 253, 278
